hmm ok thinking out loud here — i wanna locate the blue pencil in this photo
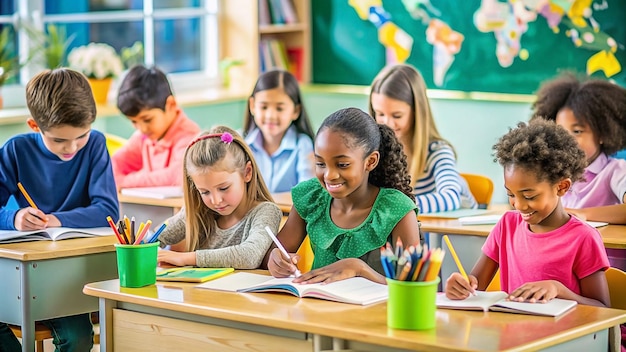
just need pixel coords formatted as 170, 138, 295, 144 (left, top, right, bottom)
145, 222, 167, 243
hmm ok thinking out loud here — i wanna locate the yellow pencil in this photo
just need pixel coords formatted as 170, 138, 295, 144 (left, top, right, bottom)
17, 182, 38, 210
443, 235, 469, 282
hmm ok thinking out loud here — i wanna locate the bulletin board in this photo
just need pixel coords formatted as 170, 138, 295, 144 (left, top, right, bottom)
311, 0, 626, 95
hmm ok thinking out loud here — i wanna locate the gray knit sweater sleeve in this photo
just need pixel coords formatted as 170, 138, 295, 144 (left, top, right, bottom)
195, 202, 282, 269
157, 208, 186, 246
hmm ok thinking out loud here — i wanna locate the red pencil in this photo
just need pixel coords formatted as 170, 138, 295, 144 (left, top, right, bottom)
106, 216, 126, 244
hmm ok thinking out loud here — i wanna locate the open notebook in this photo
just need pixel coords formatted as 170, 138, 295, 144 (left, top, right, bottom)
156, 267, 234, 283
120, 186, 183, 199
436, 291, 577, 317
196, 272, 388, 305
0, 227, 112, 244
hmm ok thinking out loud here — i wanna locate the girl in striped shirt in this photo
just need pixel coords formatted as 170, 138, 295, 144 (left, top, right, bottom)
369, 64, 477, 213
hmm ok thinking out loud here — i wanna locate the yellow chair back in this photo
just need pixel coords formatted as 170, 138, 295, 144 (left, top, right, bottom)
486, 269, 501, 291
606, 267, 626, 309
296, 235, 314, 273
105, 133, 128, 156
461, 173, 494, 209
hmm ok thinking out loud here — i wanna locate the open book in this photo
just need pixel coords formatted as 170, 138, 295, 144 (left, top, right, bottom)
120, 186, 183, 199
196, 272, 388, 305
436, 291, 577, 317
0, 227, 112, 244
156, 267, 234, 283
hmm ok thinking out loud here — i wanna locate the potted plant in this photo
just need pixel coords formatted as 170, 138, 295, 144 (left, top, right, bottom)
22, 23, 75, 69
68, 42, 123, 104
0, 26, 25, 109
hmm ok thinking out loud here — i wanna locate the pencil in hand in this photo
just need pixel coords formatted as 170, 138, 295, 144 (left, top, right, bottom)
17, 182, 48, 223
443, 235, 475, 295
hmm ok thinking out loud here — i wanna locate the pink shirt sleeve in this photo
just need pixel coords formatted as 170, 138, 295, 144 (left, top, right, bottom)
113, 112, 200, 188
112, 131, 145, 185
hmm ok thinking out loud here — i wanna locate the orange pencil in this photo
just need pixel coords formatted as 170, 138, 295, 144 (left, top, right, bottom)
17, 182, 39, 210
424, 248, 445, 281
134, 220, 152, 244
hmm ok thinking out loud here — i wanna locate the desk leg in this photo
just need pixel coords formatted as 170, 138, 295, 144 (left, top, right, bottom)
99, 298, 116, 352
20, 262, 34, 352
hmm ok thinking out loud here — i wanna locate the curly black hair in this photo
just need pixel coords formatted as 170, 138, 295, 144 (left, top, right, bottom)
531, 72, 626, 155
493, 119, 586, 184
317, 108, 414, 202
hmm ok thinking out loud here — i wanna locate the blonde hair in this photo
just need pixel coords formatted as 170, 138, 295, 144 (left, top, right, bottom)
369, 64, 454, 187
182, 126, 273, 251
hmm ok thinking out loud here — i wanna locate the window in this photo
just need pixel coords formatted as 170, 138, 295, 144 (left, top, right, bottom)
0, 0, 219, 108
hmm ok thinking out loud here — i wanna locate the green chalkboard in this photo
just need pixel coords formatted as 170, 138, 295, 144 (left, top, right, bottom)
312, 0, 626, 95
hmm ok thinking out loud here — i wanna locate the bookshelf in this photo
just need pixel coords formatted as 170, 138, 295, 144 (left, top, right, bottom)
221, 0, 310, 91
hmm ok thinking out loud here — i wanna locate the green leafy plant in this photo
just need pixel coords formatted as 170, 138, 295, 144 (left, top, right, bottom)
22, 23, 75, 69
120, 41, 144, 69
0, 26, 21, 86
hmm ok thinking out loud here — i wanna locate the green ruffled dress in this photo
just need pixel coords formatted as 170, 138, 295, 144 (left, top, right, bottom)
292, 179, 418, 275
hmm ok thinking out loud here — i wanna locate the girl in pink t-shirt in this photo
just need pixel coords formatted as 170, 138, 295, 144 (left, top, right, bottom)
445, 120, 610, 308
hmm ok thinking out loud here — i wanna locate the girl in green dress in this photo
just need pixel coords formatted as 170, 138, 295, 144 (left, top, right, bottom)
264, 107, 421, 284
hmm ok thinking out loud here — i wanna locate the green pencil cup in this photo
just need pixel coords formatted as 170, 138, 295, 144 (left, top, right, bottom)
115, 242, 159, 288
387, 277, 440, 330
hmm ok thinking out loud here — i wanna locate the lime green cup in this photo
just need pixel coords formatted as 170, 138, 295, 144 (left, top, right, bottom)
386, 277, 440, 330
115, 242, 159, 288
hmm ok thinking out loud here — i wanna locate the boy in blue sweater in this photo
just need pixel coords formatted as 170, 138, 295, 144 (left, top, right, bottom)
0, 68, 119, 351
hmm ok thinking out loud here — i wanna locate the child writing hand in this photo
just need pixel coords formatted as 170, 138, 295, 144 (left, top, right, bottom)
243, 70, 315, 193
263, 107, 421, 285
445, 120, 610, 308
112, 65, 200, 189
156, 126, 282, 269
369, 64, 477, 213
0, 68, 119, 351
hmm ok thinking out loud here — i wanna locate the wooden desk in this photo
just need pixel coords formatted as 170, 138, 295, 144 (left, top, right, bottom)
118, 193, 183, 226
420, 216, 626, 288
0, 236, 119, 352
118, 192, 293, 225
84, 278, 626, 352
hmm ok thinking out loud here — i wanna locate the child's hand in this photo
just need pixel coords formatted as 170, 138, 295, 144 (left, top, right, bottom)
157, 249, 195, 266
292, 258, 363, 285
267, 248, 300, 278
445, 272, 478, 300
14, 207, 49, 231
508, 280, 562, 303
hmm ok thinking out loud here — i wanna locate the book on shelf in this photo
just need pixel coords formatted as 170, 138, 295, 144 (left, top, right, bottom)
258, 0, 271, 26
286, 47, 303, 81
436, 291, 577, 317
156, 267, 234, 283
120, 186, 183, 199
280, 0, 299, 24
268, 0, 285, 24
196, 272, 388, 305
0, 227, 112, 244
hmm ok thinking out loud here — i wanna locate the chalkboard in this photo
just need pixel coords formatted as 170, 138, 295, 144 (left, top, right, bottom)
312, 0, 626, 95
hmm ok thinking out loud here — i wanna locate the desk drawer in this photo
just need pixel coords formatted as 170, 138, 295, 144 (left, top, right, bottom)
112, 309, 313, 352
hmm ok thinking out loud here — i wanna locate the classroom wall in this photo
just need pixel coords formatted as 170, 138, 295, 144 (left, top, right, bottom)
0, 90, 531, 203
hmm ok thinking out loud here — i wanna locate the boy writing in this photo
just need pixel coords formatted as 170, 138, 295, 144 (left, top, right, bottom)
0, 68, 119, 351
112, 65, 200, 189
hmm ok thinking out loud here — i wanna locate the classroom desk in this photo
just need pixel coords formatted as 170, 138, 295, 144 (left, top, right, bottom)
84, 277, 626, 352
421, 216, 626, 289
118, 192, 293, 226
0, 236, 119, 352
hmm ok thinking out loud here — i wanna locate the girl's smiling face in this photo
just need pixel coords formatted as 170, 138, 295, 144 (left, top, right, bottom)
555, 107, 601, 163
504, 164, 570, 232
314, 128, 378, 199
249, 88, 300, 142
370, 93, 414, 141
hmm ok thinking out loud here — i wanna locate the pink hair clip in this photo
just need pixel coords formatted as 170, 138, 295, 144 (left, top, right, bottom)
188, 132, 234, 148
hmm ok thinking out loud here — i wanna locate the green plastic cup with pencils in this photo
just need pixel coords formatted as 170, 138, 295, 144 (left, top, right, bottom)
106, 215, 167, 288
382, 239, 444, 330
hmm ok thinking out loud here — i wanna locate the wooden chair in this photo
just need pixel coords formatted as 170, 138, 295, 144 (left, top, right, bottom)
605, 267, 626, 352
9, 312, 101, 352
105, 133, 128, 156
485, 269, 501, 292
461, 173, 494, 209
9, 323, 52, 352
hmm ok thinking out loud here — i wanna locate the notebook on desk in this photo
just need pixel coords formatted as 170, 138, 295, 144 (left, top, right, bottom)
458, 214, 609, 228
419, 208, 496, 219
196, 272, 388, 305
436, 291, 577, 317
120, 186, 184, 199
0, 227, 112, 244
